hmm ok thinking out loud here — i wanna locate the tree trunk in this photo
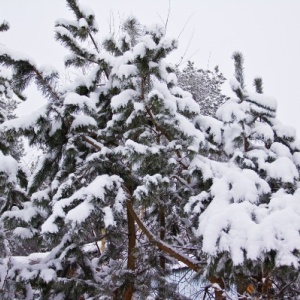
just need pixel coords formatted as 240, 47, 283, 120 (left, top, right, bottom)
159, 205, 166, 271
127, 201, 201, 272
124, 201, 136, 300
100, 228, 106, 253
209, 276, 226, 300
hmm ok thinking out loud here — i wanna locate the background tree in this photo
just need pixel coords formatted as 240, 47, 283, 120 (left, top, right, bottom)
177, 61, 228, 117
185, 52, 300, 299
0, 20, 28, 299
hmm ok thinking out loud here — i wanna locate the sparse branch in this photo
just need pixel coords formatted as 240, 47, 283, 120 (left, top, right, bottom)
165, 0, 171, 32
32, 67, 60, 101
177, 13, 195, 39
176, 28, 195, 67
0, 20, 9, 32
253, 77, 263, 94
82, 135, 102, 151
88, 32, 99, 53
232, 51, 245, 89
177, 48, 201, 68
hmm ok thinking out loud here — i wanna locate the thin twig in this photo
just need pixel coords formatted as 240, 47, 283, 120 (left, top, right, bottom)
165, 0, 171, 33
178, 48, 201, 67
176, 27, 195, 67
177, 12, 196, 39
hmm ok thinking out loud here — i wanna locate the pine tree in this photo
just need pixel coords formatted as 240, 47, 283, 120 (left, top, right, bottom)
177, 61, 228, 117
0, 21, 29, 299
185, 52, 300, 299
0, 3, 209, 298
2, 2, 300, 299
99, 19, 210, 299
0, 2, 108, 297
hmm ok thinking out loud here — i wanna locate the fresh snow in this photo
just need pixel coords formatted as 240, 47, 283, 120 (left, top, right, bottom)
247, 92, 277, 112
64, 92, 96, 110
111, 89, 137, 111
102, 206, 116, 227
0, 151, 18, 183
265, 157, 298, 183
0, 105, 48, 132
42, 175, 123, 233
40, 268, 57, 283
0, 45, 36, 66
273, 124, 296, 140
70, 114, 97, 129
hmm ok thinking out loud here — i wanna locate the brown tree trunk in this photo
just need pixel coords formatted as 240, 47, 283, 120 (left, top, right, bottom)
256, 273, 273, 300
100, 228, 106, 253
159, 205, 166, 271
124, 201, 136, 300
209, 276, 226, 300
126, 201, 201, 272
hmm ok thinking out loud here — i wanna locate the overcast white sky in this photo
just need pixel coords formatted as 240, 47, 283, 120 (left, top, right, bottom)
1, 0, 300, 132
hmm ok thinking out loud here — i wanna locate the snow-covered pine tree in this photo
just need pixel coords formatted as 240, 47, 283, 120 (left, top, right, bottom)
177, 61, 228, 117
0, 1, 224, 297
0, 2, 112, 297
186, 52, 300, 299
0, 21, 29, 299
98, 19, 210, 299
3, 2, 300, 298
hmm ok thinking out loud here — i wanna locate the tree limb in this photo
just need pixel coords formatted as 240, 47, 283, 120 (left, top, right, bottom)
126, 200, 202, 272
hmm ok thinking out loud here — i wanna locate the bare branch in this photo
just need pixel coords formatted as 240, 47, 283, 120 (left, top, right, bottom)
82, 135, 102, 151
126, 200, 202, 272
176, 27, 195, 67
176, 48, 201, 68
156, 0, 171, 33
165, 0, 171, 33
177, 12, 195, 40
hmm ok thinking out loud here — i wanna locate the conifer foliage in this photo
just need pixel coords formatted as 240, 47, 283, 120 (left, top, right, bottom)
186, 52, 300, 298
0, 21, 28, 299
1, 2, 300, 300
177, 61, 228, 116
0, 2, 207, 299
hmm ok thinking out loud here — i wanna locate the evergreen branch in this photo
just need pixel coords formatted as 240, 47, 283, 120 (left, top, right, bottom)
56, 28, 110, 77
66, 0, 83, 21
126, 200, 202, 272
55, 22, 82, 39
14, 90, 27, 101
253, 77, 263, 94
32, 67, 60, 101
0, 54, 35, 94
232, 51, 245, 90
55, 29, 97, 62
143, 101, 188, 169
103, 37, 122, 56
88, 32, 99, 53
87, 36, 111, 78
171, 175, 193, 192
64, 55, 86, 68
0, 52, 59, 100
274, 275, 299, 298
246, 97, 276, 113
0, 21, 9, 32
82, 135, 102, 150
